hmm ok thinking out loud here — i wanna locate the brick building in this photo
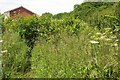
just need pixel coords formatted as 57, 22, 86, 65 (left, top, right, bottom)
4, 6, 36, 19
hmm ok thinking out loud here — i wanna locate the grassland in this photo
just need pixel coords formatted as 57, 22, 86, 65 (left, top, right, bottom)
0, 2, 120, 79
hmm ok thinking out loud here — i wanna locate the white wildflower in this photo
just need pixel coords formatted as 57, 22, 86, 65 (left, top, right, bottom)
110, 32, 113, 34
89, 40, 99, 44
114, 43, 118, 47
0, 40, 3, 43
116, 39, 119, 42
96, 32, 101, 35
1, 50, 7, 53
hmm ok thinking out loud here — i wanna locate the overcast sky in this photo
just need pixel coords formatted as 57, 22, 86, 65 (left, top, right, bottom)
0, 0, 84, 15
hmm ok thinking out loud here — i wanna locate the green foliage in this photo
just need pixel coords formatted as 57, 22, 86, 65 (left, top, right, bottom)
73, 2, 116, 29
0, 13, 4, 24
73, 2, 114, 19
1, 2, 120, 79
53, 12, 71, 19
115, 1, 120, 19
18, 16, 41, 72
18, 16, 40, 48
41, 12, 53, 19
2, 31, 28, 78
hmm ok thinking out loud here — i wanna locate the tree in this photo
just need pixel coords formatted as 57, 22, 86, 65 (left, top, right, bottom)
41, 12, 53, 19
53, 12, 70, 19
18, 16, 40, 72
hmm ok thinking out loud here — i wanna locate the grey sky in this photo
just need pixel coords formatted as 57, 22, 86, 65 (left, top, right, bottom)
0, 0, 84, 15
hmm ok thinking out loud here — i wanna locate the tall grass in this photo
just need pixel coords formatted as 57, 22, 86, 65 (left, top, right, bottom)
30, 28, 119, 78
0, 26, 2, 79
2, 30, 28, 78
1, 17, 119, 79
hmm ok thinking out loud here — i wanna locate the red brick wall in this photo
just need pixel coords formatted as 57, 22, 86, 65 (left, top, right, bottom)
10, 8, 34, 18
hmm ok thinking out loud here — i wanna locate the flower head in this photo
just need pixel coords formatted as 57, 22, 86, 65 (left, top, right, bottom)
0, 40, 3, 43
1, 50, 7, 53
89, 40, 99, 44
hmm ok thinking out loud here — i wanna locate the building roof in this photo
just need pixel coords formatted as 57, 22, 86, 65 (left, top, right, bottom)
4, 6, 36, 15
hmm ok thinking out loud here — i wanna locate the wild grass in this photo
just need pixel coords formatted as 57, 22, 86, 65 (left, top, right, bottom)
2, 22, 119, 78
30, 29, 119, 78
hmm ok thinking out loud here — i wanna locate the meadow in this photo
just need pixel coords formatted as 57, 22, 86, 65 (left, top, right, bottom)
0, 2, 120, 79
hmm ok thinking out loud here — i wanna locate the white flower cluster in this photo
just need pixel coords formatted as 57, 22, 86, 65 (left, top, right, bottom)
0, 40, 3, 43
89, 40, 99, 44
1, 50, 7, 53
